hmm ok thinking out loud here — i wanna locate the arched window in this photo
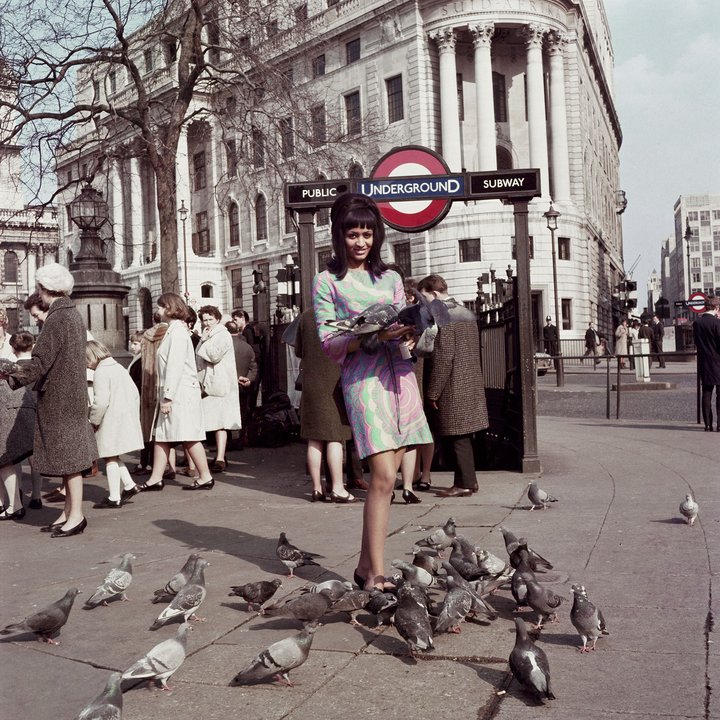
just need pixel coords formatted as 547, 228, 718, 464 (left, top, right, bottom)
228, 202, 240, 247
201, 283, 214, 298
348, 162, 364, 178
496, 146, 513, 170
3, 251, 18, 283
255, 194, 267, 241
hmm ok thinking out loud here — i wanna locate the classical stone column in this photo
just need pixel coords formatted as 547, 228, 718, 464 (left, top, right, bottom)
176, 127, 195, 259
208, 122, 222, 257
547, 30, 571, 203
523, 24, 549, 196
429, 28, 462, 172
129, 156, 142, 266
470, 23, 496, 171
110, 157, 124, 272
26, 245, 37, 291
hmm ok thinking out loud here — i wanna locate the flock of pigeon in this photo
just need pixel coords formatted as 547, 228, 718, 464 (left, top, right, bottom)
1, 480, 700, 717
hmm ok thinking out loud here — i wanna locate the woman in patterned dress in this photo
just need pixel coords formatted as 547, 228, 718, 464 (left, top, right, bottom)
312, 193, 432, 590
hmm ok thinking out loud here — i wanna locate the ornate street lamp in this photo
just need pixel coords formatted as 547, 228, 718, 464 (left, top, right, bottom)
684, 217, 692, 300
178, 200, 189, 300
543, 201, 564, 387
69, 183, 109, 265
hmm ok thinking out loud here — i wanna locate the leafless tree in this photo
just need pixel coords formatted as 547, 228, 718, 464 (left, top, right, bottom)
0, 0, 385, 291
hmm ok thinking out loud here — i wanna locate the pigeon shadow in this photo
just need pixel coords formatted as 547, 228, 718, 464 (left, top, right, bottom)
651, 518, 687, 525
0, 631, 61, 644
457, 660, 509, 691
250, 617, 305, 631
220, 601, 254, 614
531, 631, 578, 648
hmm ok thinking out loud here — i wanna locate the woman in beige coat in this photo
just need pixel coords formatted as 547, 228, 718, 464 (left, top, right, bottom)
142, 293, 214, 491
195, 305, 241, 473
86, 341, 143, 508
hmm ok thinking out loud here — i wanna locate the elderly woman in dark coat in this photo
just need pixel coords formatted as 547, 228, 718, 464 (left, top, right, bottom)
0, 263, 98, 537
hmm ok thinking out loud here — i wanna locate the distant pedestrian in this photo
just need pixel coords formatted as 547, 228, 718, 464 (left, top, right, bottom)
651, 314, 666, 368
614, 318, 628, 368
692, 296, 720, 431
542, 316, 558, 356
583, 322, 601, 365
225, 320, 258, 447
0, 308, 13, 359
627, 319, 640, 369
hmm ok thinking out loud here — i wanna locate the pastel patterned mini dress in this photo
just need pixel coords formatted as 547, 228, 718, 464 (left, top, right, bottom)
312, 268, 432, 459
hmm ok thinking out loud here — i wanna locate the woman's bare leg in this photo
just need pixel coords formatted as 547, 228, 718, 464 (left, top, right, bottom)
59, 473, 84, 529
147, 443, 171, 486
400, 448, 417, 492
307, 440, 324, 494
214, 430, 228, 464
326, 441, 347, 496
184, 441, 213, 484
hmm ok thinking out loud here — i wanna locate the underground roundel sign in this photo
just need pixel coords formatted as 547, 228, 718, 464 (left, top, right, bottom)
365, 146, 455, 232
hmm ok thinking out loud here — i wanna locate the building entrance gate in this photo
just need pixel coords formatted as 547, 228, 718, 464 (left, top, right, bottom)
283, 145, 541, 473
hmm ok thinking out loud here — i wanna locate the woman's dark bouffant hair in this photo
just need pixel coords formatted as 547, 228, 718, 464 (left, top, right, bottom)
198, 305, 222, 321
327, 193, 388, 280
157, 292, 189, 321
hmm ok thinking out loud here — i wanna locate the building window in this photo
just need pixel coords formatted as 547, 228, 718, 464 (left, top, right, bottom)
225, 139, 238, 176
456, 73, 464, 121
700, 210, 711, 226
386, 75, 404, 123
561, 298, 572, 330
311, 105, 326, 146
164, 39, 178, 64
394, 242, 411, 277
688, 211, 698, 221
144, 49, 154, 73
691, 257, 701, 269
231, 268, 243, 307
294, 3, 307, 22
201, 283, 214, 298
280, 117, 294, 159
511, 235, 535, 259
493, 72, 507, 122
108, 72, 116, 93
327, 0, 338, 5
312, 54, 325, 78
266, 19, 279, 37
459, 238, 481, 263
228, 202, 240, 247
558, 237, 571, 260
252, 128, 265, 167
194, 211, 210, 255
349, 162, 363, 178
345, 91, 361, 136
703, 255, 713, 267
193, 151, 207, 190
346, 38, 360, 64
317, 248, 332, 272
255, 194, 267, 241
285, 209, 296, 234
3, 251, 18, 283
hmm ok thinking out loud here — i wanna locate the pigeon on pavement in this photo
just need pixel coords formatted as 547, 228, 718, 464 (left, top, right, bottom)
499, 525, 521, 555
393, 583, 434, 656
264, 589, 333, 623
74, 672, 123, 720
415, 517, 457, 554
85, 553, 135, 608
413, 549, 440, 576
391, 559, 434, 588
509, 539, 554, 572
570, 584, 609, 652
330, 589, 371, 625
527, 481, 558, 511
511, 556, 537, 612
366, 589, 398, 628
122, 623, 189, 689
230, 620, 320, 686
150, 559, 210, 630
679, 494, 699, 526
475, 549, 510, 578
448, 540, 484, 581
229, 578, 282, 613
2, 587, 80, 644
434, 576, 474, 634
152, 553, 200, 604
441, 562, 497, 620
526, 578, 565, 629
509, 617, 555, 703
276, 532, 321, 577
303, 579, 352, 602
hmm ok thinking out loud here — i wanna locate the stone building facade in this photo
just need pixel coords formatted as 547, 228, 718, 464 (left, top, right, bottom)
54, 0, 626, 345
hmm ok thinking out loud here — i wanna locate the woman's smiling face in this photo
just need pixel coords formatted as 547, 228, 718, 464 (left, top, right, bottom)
344, 226, 374, 269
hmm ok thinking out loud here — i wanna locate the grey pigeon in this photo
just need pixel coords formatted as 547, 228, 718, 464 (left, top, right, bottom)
434, 576, 473, 634
264, 588, 333, 622
366, 589, 397, 628
527, 481, 558, 511
276, 532, 321, 577
475, 548, 510, 578
330, 589, 371, 625
499, 525, 521, 555
230, 620, 319, 686
2, 587, 79, 644
152, 553, 200, 603
74, 672, 123, 720
570, 584, 609, 653
393, 583, 434, 656
511, 556, 537, 611
122, 622, 189, 689
415, 517, 456, 554
441, 561, 497, 620
526, 578, 565, 629
448, 540, 484, 581
413, 549, 440, 576
303, 579, 352, 602
229, 578, 282, 613
679, 494, 699, 526
85, 553, 135, 608
453, 534, 479, 562
150, 559, 210, 630
509, 617, 555, 703
391, 559, 434, 588
510, 539, 553, 572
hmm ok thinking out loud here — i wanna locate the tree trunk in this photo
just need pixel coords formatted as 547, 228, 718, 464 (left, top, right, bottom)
154, 159, 180, 294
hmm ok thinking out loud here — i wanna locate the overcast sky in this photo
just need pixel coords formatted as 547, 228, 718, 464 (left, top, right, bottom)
603, 0, 720, 301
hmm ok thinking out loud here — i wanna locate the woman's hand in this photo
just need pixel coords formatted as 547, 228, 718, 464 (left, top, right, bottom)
160, 398, 172, 415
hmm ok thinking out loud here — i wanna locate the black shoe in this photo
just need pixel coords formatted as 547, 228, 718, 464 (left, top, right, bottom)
138, 480, 164, 491
0, 507, 26, 521
50, 517, 87, 538
28, 498, 42, 510
328, 491, 359, 503
41, 521, 64, 533
93, 497, 122, 509
402, 489, 421, 504
120, 485, 141, 503
182, 479, 215, 491
310, 490, 327, 503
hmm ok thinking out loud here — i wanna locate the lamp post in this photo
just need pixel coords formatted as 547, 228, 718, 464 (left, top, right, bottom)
284, 254, 299, 315
178, 200, 189, 300
684, 217, 692, 301
543, 201, 564, 386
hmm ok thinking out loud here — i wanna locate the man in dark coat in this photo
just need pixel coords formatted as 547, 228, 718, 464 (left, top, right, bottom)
651, 314, 666, 368
542, 316, 558, 356
583, 322, 601, 365
693, 296, 720, 431
418, 274, 489, 498
225, 321, 258, 440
